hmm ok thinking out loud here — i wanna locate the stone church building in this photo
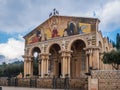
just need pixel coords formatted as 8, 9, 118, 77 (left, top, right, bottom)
23, 14, 113, 78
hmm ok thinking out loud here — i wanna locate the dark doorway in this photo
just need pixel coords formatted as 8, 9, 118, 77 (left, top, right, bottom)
58, 63, 61, 78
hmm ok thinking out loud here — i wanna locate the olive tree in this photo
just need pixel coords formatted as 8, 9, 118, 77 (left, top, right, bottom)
102, 50, 120, 70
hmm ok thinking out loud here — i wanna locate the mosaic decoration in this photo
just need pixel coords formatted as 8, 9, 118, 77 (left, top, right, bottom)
27, 16, 94, 44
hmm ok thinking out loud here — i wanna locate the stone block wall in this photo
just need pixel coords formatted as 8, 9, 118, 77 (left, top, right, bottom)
69, 78, 88, 89
91, 70, 120, 90
18, 78, 30, 87
37, 78, 52, 88
0, 77, 88, 89
0, 78, 8, 86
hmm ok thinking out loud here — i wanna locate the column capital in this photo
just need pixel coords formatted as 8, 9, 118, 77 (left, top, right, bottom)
22, 55, 33, 62
39, 53, 50, 60
84, 46, 100, 55
59, 50, 72, 57
84, 48, 93, 55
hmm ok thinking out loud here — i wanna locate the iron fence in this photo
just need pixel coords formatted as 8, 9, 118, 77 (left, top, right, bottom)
0, 77, 88, 90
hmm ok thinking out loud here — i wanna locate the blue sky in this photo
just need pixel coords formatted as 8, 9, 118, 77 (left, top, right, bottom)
0, 0, 120, 64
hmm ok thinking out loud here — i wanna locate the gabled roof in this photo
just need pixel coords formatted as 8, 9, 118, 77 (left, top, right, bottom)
23, 15, 100, 39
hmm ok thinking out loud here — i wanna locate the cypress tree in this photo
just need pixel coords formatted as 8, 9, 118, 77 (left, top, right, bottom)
116, 33, 120, 50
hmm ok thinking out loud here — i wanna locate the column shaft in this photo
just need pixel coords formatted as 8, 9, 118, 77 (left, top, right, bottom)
86, 55, 88, 72
46, 59, 48, 74
89, 54, 92, 68
62, 57, 65, 78
24, 61, 27, 77
29, 61, 31, 76
41, 60, 44, 77
38, 61, 41, 76
68, 57, 70, 77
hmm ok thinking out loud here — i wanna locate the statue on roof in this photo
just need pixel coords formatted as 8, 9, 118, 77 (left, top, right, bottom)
49, 8, 59, 17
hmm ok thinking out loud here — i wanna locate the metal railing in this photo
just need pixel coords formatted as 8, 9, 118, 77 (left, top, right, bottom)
0, 77, 88, 90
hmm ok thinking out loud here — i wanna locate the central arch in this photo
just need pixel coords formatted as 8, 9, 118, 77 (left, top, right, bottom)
70, 39, 86, 78
49, 44, 61, 78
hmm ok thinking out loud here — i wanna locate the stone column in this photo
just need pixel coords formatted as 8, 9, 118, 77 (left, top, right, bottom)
59, 50, 66, 78
28, 58, 31, 76
46, 58, 49, 74
23, 55, 27, 78
39, 53, 44, 78
60, 50, 71, 78
85, 47, 101, 71
43, 59, 45, 76
89, 52, 93, 68
28, 56, 33, 78
67, 56, 71, 77
62, 56, 66, 78
23, 55, 33, 78
38, 57, 41, 77
67, 51, 71, 78
41, 59, 44, 77
92, 48, 100, 70
84, 48, 93, 73
45, 54, 49, 76
85, 54, 89, 73
39, 53, 49, 78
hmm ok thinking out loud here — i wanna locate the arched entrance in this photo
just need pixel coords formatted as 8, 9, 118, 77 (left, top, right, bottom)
49, 44, 61, 78
31, 47, 41, 77
71, 40, 86, 78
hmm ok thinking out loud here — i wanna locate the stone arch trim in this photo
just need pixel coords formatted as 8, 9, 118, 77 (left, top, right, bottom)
29, 46, 41, 56
67, 38, 87, 51
46, 42, 61, 53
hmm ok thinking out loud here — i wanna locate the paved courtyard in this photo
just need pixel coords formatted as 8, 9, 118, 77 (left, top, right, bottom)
1, 87, 63, 90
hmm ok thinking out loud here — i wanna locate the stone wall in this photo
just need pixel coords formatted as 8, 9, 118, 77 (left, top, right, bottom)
0, 77, 88, 89
18, 78, 30, 87
37, 78, 52, 88
69, 78, 88, 89
0, 77, 8, 86
91, 70, 120, 90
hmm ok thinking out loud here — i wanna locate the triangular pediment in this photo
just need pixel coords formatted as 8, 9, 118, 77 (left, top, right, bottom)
24, 15, 100, 45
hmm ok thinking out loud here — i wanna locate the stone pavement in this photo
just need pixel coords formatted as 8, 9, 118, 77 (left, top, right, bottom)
1, 87, 63, 90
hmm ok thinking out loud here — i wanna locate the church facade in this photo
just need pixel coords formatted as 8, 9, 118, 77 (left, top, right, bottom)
23, 15, 113, 78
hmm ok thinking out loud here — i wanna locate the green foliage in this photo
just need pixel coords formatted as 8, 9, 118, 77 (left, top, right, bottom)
102, 50, 120, 70
0, 61, 23, 77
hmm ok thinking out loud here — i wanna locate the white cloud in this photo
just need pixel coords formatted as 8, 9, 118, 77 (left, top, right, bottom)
0, 35, 24, 60
0, 0, 119, 63
95, 0, 120, 32
0, 0, 119, 34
